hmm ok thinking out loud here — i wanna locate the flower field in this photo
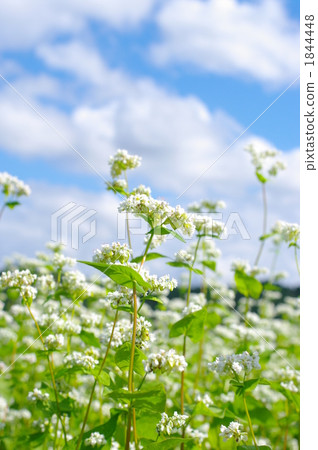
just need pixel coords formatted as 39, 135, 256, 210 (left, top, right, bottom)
0, 148, 300, 449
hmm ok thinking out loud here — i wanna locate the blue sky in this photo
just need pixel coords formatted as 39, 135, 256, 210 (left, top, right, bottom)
0, 0, 300, 282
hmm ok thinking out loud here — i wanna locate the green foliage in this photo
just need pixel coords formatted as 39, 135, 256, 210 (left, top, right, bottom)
115, 342, 146, 376
234, 270, 263, 299
169, 308, 207, 342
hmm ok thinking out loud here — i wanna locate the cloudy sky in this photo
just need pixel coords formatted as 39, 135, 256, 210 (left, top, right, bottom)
0, 0, 299, 284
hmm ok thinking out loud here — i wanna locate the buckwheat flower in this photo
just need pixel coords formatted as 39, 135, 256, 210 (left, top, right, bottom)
144, 272, 178, 293
208, 351, 261, 377
27, 388, 50, 403
84, 431, 106, 447
64, 351, 98, 370
169, 205, 195, 237
37, 274, 56, 291
118, 194, 173, 225
245, 144, 285, 179
187, 426, 208, 445
0, 172, 31, 197
156, 411, 188, 435
62, 270, 90, 297
183, 303, 202, 316
143, 349, 187, 374
188, 199, 226, 213
104, 288, 133, 307
46, 242, 65, 253
271, 221, 300, 245
192, 215, 225, 238
44, 334, 64, 350
54, 318, 81, 335
195, 393, 213, 407
144, 234, 167, 249
107, 178, 128, 193
231, 259, 251, 273
0, 269, 37, 302
281, 380, 298, 392
135, 316, 154, 349
109, 149, 141, 179
201, 238, 221, 258
219, 421, 248, 443
100, 319, 131, 348
175, 250, 194, 264
52, 253, 76, 269
81, 312, 102, 328
93, 242, 132, 265
131, 184, 151, 196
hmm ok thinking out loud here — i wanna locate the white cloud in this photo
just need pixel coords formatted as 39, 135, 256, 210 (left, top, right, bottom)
0, 0, 156, 50
151, 0, 299, 85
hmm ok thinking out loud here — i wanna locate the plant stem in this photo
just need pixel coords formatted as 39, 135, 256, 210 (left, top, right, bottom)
254, 183, 268, 267
76, 309, 119, 450
0, 203, 6, 221
181, 237, 201, 449
125, 283, 138, 449
283, 400, 289, 450
26, 304, 68, 445
124, 171, 132, 249
243, 394, 258, 449
294, 246, 300, 276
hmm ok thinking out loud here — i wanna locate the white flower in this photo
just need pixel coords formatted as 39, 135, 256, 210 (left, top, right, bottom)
131, 184, 151, 196
62, 271, 90, 297
156, 411, 188, 435
37, 274, 56, 291
175, 250, 194, 264
245, 144, 286, 179
231, 259, 251, 273
107, 178, 128, 192
109, 149, 141, 179
84, 431, 106, 447
0, 269, 37, 301
104, 288, 133, 307
52, 254, 76, 269
27, 388, 50, 403
187, 426, 208, 444
143, 349, 187, 374
0, 172, 31, 197
219, 421, 248, 443
44, 334, 64, 350
93, 242, 132, 265
208, 351, 261, 376
64, 351, 98, 370
195, 393, 213, 407
188, 199, 226, 213
143, 272, 178, 293
271, 221, 300, 244
192, 214, 225, 238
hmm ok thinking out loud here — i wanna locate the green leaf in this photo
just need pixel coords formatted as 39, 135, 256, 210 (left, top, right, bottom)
115, 342, 146, 376
259, 232, 274, 241
90, 368, 110, 386
256, 171, 268, 183
169, 308, 207, 343
202, 260, 216, 271
136, 412, 161, 440
79, 261, 151, 293
193, 401, 225, 418
142, 438, 194, 449
167, 261, 192, 270
234, 270, 263, 299
69, 412, 120, 449
107, 382, 166, 412
149, 226, 186, 243
80, 330, 101, 348
5, 201, 20, 209
131, 253, 167, 264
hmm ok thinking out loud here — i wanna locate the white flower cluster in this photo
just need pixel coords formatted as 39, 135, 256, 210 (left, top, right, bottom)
245, 144, 286, 178
144, 272, 178, 293
109, 149, 141, 179
119, 195, 195, 237
54, 318, 81, 335
27, 388, 49, 403
195, 392, 213, 407
0, 172, 31, 197
175, 250, 194, 264
84, 431, 106, 447
143, 349, 187, 374
156, 411, 188, 435
187, 426, 208, 444
271, 221, 300, 244
219, 421, 248, 443
44, 334, 64, 350
62, 271, 90, 297
131, 184, 151, 196
192, 215, 225, 238
64, 351, 99, 370
144, 234, 167, 249
0, 269, 37, 301
201, 239, 221, 258
208, 351, 261, 376
188, 199, 226, 213
81, 312, 102, 328
93, 242, 132, 265
183, 293, 206, 316
104, 288, 133, 307
101, 317, 153, 349
52, 253, 76, 269
36, 274, 56, 291
107, 178, 128, 193
231, 260, 268, 277
277, 366, 299, 393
